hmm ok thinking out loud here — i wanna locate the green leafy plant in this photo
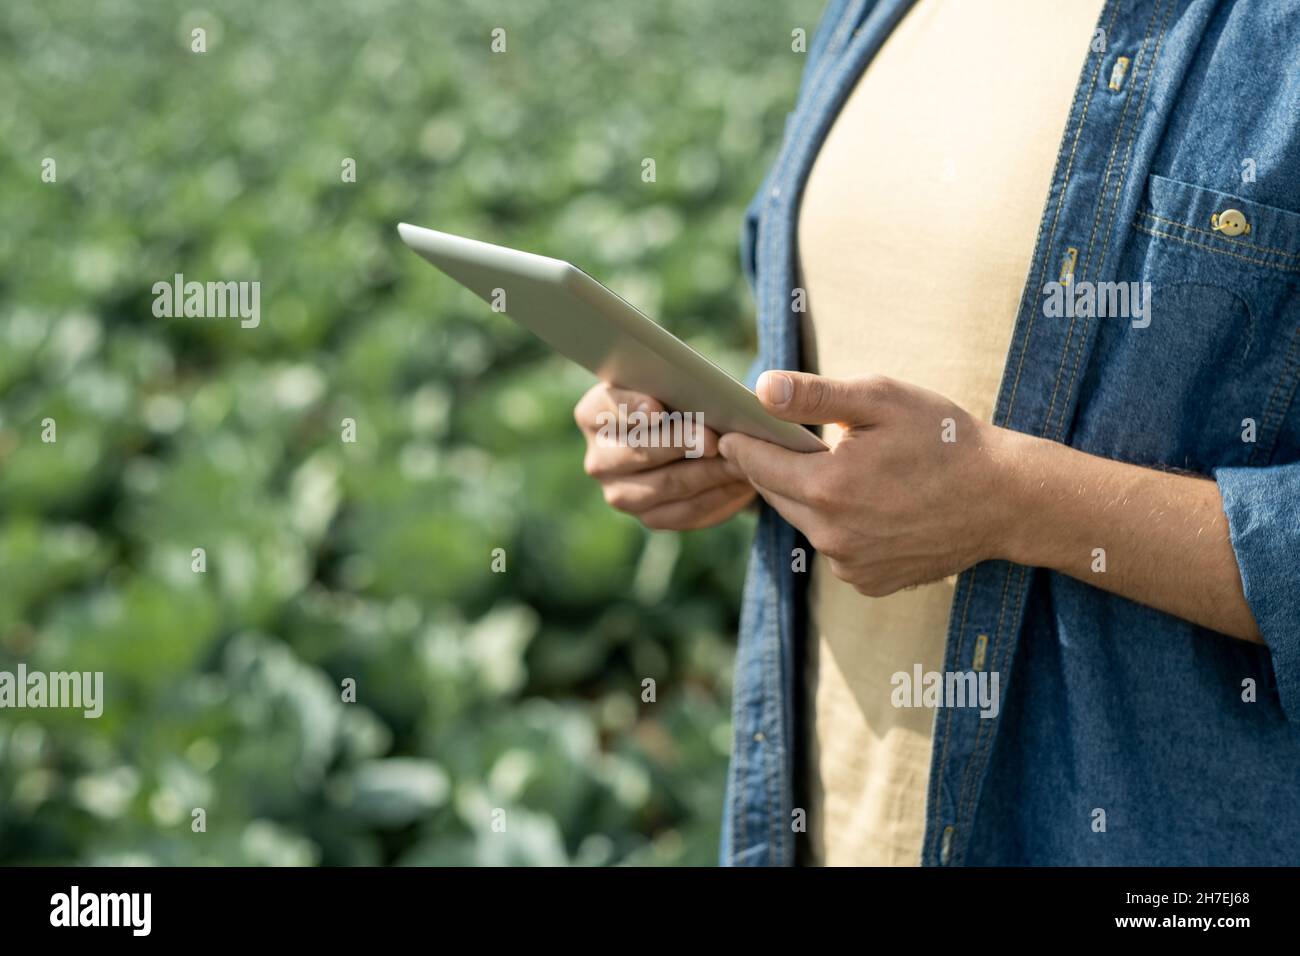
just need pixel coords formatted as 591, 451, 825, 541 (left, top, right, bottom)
0, 0, 814, 865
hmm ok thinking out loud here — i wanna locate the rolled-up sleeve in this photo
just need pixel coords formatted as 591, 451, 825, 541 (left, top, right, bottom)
1215, 463, 1300, 718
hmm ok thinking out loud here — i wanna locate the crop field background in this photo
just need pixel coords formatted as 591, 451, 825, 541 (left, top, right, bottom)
0, 0, 818, 864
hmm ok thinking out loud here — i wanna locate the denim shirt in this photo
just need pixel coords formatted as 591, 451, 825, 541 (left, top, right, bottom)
723, 0, 1300, 865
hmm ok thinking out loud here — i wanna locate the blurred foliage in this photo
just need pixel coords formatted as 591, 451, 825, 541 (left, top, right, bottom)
0, 0, 816, 864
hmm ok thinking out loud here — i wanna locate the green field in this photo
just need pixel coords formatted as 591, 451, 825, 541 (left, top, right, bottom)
0, 0, 817, 864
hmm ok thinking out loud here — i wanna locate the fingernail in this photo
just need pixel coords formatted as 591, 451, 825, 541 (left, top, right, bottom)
761, 371, 792, 405
636, 401, 650, 413
717, 435, 733, 458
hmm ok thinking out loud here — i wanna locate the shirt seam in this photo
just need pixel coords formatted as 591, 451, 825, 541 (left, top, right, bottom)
1045, 0, 1167, 439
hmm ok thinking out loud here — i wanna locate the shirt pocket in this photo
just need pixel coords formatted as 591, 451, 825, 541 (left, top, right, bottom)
1080, 173, 1300, 471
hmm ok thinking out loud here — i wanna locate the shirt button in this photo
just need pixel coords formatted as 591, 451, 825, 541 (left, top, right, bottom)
770, 185, 781, 199
753, 731, 765, 742
1211, 208, 1251, 236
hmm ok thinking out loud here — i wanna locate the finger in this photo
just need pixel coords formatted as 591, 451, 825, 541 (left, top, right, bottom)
650, 421, 722, 458
756, 370, 892, 427
574, 383, 663, 433
627, 410, 719, 458
695, 425, 721, 458
584, 433, 690, 476
716, 430, 822, 501
583, 409, 719, 475
573, 384, 610, 432
606, 385, 663, 415
601, 456, 747, 512
640, 482, 755, 531
747, 481, 821, 537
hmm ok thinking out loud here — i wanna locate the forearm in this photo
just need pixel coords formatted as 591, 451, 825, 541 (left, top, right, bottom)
985, 427, 1262, 644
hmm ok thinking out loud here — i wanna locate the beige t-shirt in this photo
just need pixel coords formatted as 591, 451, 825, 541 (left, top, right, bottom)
796, 0, 1104, 866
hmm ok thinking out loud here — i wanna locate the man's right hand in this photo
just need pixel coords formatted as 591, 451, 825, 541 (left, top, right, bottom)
574, 383, 756, 530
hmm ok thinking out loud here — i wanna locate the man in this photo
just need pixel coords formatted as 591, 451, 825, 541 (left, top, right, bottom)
574, 0, 1300, 865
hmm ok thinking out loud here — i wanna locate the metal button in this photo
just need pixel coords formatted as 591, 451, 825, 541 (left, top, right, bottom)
1211, 208, 1251, 237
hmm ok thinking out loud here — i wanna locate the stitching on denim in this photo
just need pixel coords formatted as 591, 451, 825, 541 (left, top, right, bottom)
757, 521, 774, 863
1132, 223, 1300, 274
1088, 0, 1168, 284
930, 0, 1119, 865
924, 563, 976, 861
1137, 210, 1300, 260
757, 0, 870, 261
776, 540, 801, 864
748, 0, 884, 866
1001, 0, 1121, 425
762, 518, 783, 862
951, 564, 1019, 863
1053, 0, 1173, 443
935, 0, 1118, 868
950, 564, 1027, 865
773, 525, 795, 862
959, 1, 1170, 858
951, 561, 1018, 856
1078, 3, 1159, 281
1045, 0, 1165, 440
729, 560, 752, 863
949, 570, 1009, 838
761, 2, 868, 357
743, 0, 852, 868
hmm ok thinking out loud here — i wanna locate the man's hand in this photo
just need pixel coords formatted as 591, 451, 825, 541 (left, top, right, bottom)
718, 368, 1262, 643
575, 383, 756, 530
717, 370, 1012, 597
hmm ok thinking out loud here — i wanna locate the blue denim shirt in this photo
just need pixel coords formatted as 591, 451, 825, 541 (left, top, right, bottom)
723, 0, 1300, 866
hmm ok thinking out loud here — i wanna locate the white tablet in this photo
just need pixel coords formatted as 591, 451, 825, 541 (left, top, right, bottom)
397, 223, 826, 453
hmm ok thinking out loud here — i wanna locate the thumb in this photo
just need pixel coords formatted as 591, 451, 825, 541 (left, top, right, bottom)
756, 370, 884, 426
